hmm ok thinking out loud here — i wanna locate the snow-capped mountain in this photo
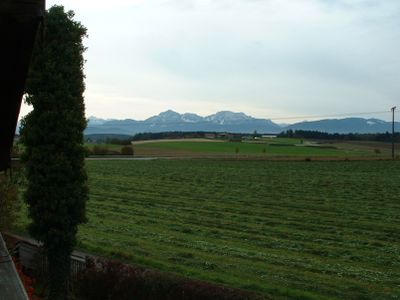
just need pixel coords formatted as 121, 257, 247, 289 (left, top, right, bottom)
145, 110, 183, 123
87, 116, 107, 126
205, 111, 253, 125
85, 110, 281, 135
145, 110, 204, 124
85, 111, 397, 135
181, 113, 204, 123
366, 119, 386, 126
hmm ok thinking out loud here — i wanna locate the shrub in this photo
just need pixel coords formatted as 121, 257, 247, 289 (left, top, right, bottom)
13, 257, 36, 299
120, 146, 134, 156
374, 148, 381, 154
75, 258, 262, 300
92, 145, 109, 155
0, 176, 19, 231
11, 145, 20, 158
84, 147, 93, 157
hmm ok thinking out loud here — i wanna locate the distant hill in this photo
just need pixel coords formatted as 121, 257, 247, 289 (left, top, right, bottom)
285, 118, 398, 134
85, 110, 397, 135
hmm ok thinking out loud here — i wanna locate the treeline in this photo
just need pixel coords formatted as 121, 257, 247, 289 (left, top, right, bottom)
132, 131, 219, 141
87, 145, 134, 156
103, 138, 131, 145
86, 131, 223, 144
279, 130, 400, 142
85, 134, 133, 144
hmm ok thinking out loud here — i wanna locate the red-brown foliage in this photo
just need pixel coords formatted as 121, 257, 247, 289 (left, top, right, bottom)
75, 258, 265, 300
13, 257, 40, 300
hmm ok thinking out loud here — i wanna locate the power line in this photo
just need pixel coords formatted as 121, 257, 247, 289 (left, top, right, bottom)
269, 110, 391, 121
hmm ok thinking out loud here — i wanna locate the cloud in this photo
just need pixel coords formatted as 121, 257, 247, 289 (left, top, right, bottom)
41, 0, 400, 121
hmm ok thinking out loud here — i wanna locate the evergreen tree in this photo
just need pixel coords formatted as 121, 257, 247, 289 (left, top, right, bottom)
20, 6, 88, 299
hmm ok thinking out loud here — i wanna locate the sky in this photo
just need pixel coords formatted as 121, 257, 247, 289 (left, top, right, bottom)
20, 0, 400, 122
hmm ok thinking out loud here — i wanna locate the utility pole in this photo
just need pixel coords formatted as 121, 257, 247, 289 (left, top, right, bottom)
392, 106, 396, 160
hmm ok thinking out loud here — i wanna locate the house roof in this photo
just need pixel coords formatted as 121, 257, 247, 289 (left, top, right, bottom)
0, 0, 45, 171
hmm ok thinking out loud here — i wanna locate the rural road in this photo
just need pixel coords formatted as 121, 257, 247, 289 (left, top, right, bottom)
86, 156, 158, 161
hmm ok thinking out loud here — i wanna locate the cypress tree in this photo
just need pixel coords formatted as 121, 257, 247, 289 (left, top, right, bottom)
20, 5, 88, 299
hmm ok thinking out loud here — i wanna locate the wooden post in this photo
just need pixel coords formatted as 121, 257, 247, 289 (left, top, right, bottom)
392, 107, 396, 160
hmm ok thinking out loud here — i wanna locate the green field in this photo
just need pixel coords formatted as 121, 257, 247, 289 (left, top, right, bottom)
84, 138, 398, 158
17, 160, 400, 299
133, 139, 375, 158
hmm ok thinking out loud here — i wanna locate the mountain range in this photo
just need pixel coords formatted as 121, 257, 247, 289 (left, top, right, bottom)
85, 110, 398, 135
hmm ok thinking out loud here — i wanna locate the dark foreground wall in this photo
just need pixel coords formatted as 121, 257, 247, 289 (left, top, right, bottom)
0, 0, 45, 171
4, 233, 266, 300
0, 233, 28, 300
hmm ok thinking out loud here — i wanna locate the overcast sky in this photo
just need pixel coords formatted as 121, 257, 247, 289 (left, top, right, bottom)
21, 0, 400, 122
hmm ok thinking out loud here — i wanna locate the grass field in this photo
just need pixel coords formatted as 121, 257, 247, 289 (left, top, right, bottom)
85, 138, 398, 158
132, 139, 377, 158
17, 159, 400, 299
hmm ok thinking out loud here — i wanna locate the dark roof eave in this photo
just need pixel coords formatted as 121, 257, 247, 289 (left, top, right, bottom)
0, 0, 45, 171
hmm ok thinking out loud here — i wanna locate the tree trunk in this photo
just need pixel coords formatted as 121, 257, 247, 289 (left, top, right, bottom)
48, 247, 71, 300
